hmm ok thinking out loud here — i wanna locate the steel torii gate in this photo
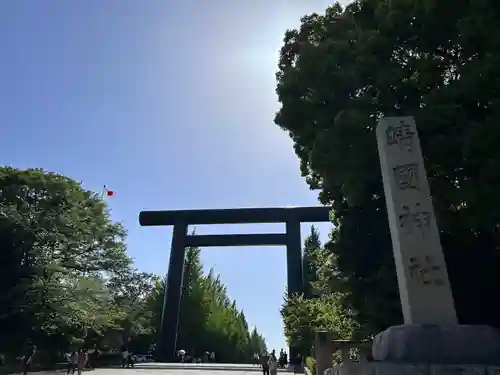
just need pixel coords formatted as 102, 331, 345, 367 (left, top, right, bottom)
139, 206, 330, 362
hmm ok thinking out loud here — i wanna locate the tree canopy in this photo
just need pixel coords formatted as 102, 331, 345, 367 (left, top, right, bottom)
281, 226, 358, 356
175, 245, 267, 362
0, 166, 266, 362
276, 0, 500, 342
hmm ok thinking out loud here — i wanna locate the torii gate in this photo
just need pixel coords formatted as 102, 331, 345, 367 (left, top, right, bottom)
139, 206, 330, 362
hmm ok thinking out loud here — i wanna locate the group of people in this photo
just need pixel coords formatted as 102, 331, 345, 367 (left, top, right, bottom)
66, 348, 97, 375
17, 343, 102, 375
120, 345, 136, 368
16, 341, 293, 375
277, 349, 288, 368
260, 350, 280, 375
257, 349, 303, 374
177, 349, 215, 363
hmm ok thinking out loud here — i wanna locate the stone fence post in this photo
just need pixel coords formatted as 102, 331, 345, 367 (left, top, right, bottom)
314, 330, 333, 375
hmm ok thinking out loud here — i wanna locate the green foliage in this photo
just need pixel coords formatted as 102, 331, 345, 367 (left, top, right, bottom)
275, 0, 500, 337
0, 167, 130, 351
0, 166, 267, 362
305, 356, 316, 373
147, 246, 267, 362
281, 294, 358, 356
281, 229, 358, 356
302, 226, 322, 298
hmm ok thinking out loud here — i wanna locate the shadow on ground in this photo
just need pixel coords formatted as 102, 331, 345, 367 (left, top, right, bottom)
133, 363, 297, 372
134, 363, 260, 371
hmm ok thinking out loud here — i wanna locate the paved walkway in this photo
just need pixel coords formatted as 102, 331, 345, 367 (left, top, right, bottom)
129, 362, 264, 373
12, 363, 275, 375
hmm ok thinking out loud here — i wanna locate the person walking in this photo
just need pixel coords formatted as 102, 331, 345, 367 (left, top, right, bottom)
85, 347, 93, 370
89, 346, 101, 369
21, 344, 36, 375
292, 353, 302, 374
67, 351, 78, 375
149, 344, 156, 360
178, 349, 186, 363
269, 352, 278, 375
261, 352, 270, 375
121, 345, 129, 368
77, 349, 88, 375
126, 350, 135, 368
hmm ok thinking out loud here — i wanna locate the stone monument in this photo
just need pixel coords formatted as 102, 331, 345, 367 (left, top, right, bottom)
311, 117, 500, 374
376, 116, 457, 325
372, 116, 500, 365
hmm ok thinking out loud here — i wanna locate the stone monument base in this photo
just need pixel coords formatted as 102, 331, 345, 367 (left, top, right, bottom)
332, 362, 500, 375
372, 324, 500, 365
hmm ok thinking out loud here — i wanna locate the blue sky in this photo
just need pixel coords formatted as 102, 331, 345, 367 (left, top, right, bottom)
0, 0, 347, 354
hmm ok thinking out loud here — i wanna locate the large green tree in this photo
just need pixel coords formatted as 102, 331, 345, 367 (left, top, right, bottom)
275, 0, 500, 337
0, 167, 130, 352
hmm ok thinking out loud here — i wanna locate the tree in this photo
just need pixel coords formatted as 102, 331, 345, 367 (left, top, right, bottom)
302, 226, 322, 298
281, 228, 358, 355
0, 167, 130, 352
275, 0, 500, 337
144, 249, 268, 363
107, 269, 160, 344
249, 327, 267, 356
281, 293, 358, 356
177, 245, 211, 355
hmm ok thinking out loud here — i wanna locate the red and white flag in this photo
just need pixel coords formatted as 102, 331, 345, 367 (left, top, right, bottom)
102, 185, 115, 198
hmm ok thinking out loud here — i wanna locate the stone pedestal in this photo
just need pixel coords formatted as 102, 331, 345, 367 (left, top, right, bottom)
372, 324, 500, 365
315, 331, 333, 375
333, 362, 500, 375
316, 325, 500, 375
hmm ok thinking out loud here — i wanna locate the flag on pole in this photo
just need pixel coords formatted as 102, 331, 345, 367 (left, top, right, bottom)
102, 185, 115, 198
